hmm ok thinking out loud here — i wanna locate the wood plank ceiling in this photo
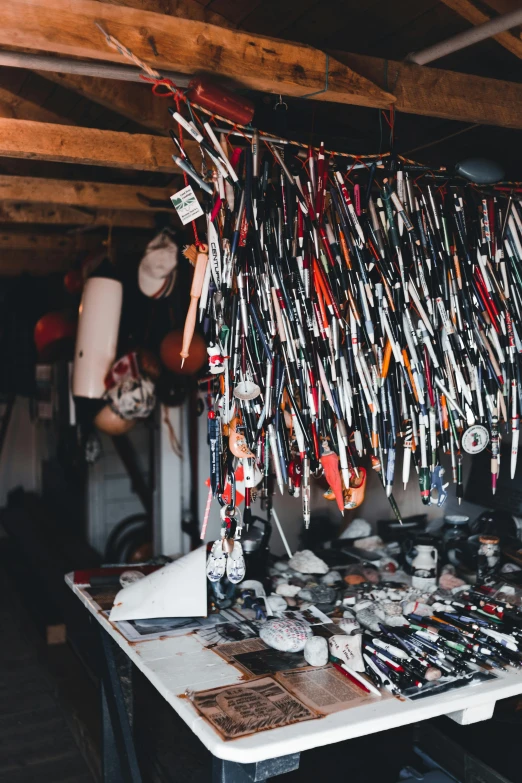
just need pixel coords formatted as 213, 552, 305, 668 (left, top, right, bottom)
0, 0, 521, 274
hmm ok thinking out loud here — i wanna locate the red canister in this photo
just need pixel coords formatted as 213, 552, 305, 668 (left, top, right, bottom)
186, 77, 254, 126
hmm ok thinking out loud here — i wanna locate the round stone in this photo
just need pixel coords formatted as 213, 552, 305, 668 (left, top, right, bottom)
259, 618, 313, 652
275, 583, 302, 597
304, 636, 329, 667
119, 570, 145, 588
321, 570, 342, 585
288, 550, 329, 575
308, 585, 337, 604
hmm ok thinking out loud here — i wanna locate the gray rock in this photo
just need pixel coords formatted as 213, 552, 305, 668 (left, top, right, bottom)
275, 583, 301, 597
339, 518, 372, 540
353, 535, 384, 551
308, 585, 337, 604
321, 570, 342, 585
356, 607, 382, 632
386, 614, 409, 627
119, 570, 145, 588
288, 550, 329, 575
338, 618, 360, 634
382, 601, 403, 616
241, 580, 266, 597
304, 636, 329, 667
402, 600, 431, 616
265, 594, 287, 613
354, 599, 373, 611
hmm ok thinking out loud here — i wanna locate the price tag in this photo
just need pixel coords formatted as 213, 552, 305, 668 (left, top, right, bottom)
170, 184, 204, 225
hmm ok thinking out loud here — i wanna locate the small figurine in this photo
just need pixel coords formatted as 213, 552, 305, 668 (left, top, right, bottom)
207, 342, 225, 374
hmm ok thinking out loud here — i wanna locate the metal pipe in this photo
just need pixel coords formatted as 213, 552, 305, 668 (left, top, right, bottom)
0, 49, 190, 86
408, 7, 522, 65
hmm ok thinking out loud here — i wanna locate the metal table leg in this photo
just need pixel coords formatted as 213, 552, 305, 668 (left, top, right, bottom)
98, 627, 143, 783
212, 753, 300, 782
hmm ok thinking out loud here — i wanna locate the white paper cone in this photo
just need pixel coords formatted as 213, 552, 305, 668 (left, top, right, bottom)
109, 546, 207, 621
72, 278, 123, 398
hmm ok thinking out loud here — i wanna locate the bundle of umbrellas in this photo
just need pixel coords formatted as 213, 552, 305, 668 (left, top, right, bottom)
170, 106, 522, 531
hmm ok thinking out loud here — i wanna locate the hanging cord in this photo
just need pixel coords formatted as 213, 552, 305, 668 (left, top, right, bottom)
94, 25, 386, 162
162, 405, 183, 458
173, 92, 202, 247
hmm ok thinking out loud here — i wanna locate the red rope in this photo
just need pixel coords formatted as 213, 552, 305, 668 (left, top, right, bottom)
140, 75, 203, 247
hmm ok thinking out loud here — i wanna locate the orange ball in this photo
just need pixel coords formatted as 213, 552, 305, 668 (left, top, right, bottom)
94, 405, 136, 436
160, 330, 207, 375
344, 574, 365, 586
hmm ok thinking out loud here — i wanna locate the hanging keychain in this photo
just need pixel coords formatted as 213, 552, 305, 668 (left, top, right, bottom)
206, 466, 246, 584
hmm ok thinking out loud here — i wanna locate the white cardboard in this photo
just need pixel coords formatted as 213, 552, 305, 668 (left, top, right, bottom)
109, 546, 207, 621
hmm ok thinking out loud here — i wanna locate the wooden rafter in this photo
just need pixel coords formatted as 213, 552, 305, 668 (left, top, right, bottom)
31, 0, 236, 130
3, 7, 519, 138
0, 84, 75, 124
38, 72, 172, 134
0, 67, 76, 125
0, 176, 173, 211
0, 231, 106, 252
333, 51, 522, 130
31, 50, 522, 135
440, 0, 522, 59
0, 251, 74, 275
0, 118, 199, 171
0, 228, 150, 254
0, 203, 159, 228
99, 0, 234, 30
0, 0, 394, 109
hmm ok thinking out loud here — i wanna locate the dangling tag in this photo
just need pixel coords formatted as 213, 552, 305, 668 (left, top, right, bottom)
170, 184, 204, 225
208, 413, 222, 496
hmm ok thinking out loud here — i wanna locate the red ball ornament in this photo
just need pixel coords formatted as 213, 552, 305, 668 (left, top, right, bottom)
34, 311, 77, 361
160, 330, 207, 375
64, 269, 84, 295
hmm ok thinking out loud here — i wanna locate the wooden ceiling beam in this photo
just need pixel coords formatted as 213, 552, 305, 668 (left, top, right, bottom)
0, 0, 394, 109
97, 0, 234, 30
27, 0, 233, 131
0, 84, 75, 124
333, 51, 522, 130
0, 175, 174, 211
0, 118, 199, 172
38, 71, 173, 134
440, 0, 522, 59
0, 202, 159, 227
0, 231, 105, 252
0, 229, 150, 254
31, 0, 236, 132
0, 250, 73, 276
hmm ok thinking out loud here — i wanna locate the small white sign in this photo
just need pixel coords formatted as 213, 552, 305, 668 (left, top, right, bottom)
170, 184, 204, 225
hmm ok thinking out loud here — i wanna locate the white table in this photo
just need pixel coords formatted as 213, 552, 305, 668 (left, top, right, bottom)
66, 573, 522, 782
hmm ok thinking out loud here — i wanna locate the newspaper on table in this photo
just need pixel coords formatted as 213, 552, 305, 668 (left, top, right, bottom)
189, 676, 319, 740
275, 665, 379, 714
